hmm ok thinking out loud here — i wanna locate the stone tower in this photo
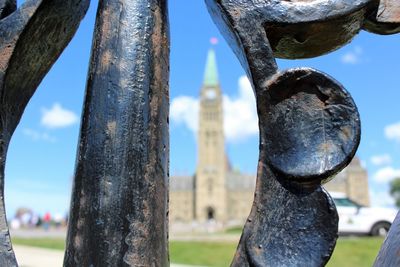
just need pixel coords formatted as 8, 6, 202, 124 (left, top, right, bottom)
324, 156, 370, 206
195, 49, 227, 222
344, 157, 370, 206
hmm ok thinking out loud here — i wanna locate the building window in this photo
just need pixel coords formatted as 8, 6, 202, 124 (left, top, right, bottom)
208, 178, 213, 195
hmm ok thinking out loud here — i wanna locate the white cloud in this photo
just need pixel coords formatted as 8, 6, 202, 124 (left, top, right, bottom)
170, 96, 199, 133
22, 128, 56, 143
385, 122, 400, 143
223, 76, 258, 142
371, 154, 392, 166
370, 190, 395, 207
374, 166, 400, 183
341, 46, 363, 64
41, 103, 79, 129
170, 76, 258, 143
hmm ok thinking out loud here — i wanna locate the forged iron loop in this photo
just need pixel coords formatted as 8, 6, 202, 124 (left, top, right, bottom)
0, 0, 89, 266
204, 0, 400, 265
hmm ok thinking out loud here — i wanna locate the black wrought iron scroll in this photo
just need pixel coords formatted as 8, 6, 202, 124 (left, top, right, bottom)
205, 0, 400, 266
0, 0, 89, 265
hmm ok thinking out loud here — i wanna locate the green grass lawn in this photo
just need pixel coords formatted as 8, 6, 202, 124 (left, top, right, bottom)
12, 237, 65, 251
12, 236, 384, 266
327, 237, 384, 267
224, 226, 242, 234
170, 241, 237, 266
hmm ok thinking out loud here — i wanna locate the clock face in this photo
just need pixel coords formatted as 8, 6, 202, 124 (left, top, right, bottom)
205, 89, 217, 100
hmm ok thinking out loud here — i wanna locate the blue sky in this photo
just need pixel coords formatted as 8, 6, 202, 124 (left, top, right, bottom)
5, 1, 400, 216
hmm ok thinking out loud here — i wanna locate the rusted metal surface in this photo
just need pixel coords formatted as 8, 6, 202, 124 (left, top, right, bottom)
205, 0, 400, 266
262, 69, 360, 186
0, 0, 397, 266
0, 0, 16, 19
205, 0, 366, 266
363, 0, 400, 34
63, 0, 170, 266
376, 0, 400, 23
374, 212, 400, 266
0, 0, 89, 266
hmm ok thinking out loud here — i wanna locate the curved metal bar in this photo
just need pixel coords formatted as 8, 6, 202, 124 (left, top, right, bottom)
208, 0, 375, 60
206, 0, 278, 91
208, 0, 371, 24
374, 213, 400, 266
233, 167, 338, 266
0, 0, 89, 265
231, 67, 360, 266
362, 2, 400, 263
0, 0, 16, 19
64, 0, 170, 266
206, 1, 362, 266
363, 0, 400, 34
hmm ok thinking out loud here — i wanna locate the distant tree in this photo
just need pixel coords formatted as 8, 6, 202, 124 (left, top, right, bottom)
390, 178, 400, 208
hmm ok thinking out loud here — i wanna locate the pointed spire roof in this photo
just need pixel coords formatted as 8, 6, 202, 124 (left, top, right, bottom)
203, 49, 219, 87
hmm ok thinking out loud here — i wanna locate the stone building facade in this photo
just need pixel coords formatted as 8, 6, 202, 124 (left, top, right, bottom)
324, 157, 370, 206
170, 48, 370, 226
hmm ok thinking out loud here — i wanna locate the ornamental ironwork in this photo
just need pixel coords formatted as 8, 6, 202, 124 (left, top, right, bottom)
0, 0, 399, 266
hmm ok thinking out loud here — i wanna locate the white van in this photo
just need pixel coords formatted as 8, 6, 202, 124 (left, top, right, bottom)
331, 192, 398, 236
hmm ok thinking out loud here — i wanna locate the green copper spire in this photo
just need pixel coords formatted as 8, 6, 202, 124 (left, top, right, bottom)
203, 49, 219, 87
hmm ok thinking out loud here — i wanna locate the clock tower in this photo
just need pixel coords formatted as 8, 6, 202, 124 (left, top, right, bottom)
195, 48, 227, 223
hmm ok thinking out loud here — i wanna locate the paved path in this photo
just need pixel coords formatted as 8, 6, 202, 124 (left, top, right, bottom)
14, 245, 204, 267
11, 229, 67, 239
14, 245, 63, 267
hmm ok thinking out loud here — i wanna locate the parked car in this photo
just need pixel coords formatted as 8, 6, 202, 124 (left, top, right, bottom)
331, 192, 398, 236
